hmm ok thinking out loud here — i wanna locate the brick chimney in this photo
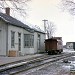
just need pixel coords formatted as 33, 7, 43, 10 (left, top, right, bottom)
5, 7, 10, 15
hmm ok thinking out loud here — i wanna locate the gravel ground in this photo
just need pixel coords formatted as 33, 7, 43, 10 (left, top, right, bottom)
17, 49, 75, 75
26, 63, 70, 75
17, 59, 71, 75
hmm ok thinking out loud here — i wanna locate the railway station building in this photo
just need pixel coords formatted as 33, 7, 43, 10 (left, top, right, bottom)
0, 8, 45, 57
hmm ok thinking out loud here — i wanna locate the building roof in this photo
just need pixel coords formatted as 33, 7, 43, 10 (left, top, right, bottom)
66, 42, 75, 44
52, 37, 62, 40
45, 37, 62, 41
0, 13, 34, 32
45, 38, 57, 41
0, 13, 45, 33
26, 23, 45, 34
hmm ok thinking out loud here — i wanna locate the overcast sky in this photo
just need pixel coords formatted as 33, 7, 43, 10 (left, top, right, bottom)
25, 0, 74, 45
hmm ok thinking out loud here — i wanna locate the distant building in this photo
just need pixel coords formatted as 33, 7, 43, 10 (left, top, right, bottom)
66, 42, 75, 50
0, 8, 45, 56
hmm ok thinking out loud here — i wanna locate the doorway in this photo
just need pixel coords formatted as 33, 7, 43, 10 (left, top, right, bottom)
37, 34, 40, 52
18, 33, 21, 55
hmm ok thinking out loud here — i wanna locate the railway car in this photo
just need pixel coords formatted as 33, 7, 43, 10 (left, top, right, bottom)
45, 37, 63, 54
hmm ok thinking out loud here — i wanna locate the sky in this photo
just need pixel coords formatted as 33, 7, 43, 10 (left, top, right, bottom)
25, 0, 74, 45
3, 0, 74, 45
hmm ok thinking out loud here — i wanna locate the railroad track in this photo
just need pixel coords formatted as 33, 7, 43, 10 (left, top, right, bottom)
0, 53, 74, 75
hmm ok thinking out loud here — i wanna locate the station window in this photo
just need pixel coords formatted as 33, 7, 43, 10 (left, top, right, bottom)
24, 34, 34, 48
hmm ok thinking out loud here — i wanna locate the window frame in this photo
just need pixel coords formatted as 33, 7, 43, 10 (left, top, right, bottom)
24, 34, 34, 48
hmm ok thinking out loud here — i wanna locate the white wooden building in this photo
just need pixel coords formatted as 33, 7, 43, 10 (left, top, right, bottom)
0, 8, 45, 56
66, 42, 75, 50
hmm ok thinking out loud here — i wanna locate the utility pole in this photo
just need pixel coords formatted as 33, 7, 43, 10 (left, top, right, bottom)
42, 19, 48, 32
42, 19, 48, 39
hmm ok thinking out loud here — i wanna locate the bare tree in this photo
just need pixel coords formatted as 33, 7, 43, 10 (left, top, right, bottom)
61, 0, 75, 15
0, 0, 31, 17
46, 21, 56, 39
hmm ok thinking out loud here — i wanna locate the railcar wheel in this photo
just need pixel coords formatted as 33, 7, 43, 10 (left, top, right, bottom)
48, 51, 51, 55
